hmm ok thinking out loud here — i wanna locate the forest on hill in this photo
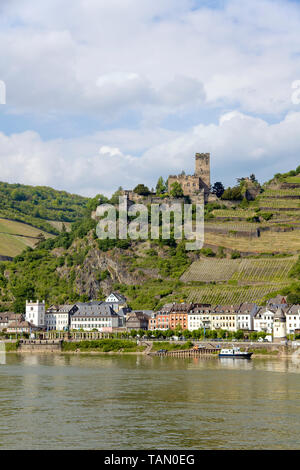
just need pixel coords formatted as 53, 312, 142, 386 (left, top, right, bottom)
0, 181, 90, 233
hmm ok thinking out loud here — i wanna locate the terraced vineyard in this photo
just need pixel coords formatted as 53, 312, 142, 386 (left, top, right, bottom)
181, 257, 296, 283
187, 284, 287, 305
231, 257, 296, 283
259, 198, 300, 209
204, 230, 300, 252
181, 258, 240, 282
212, 209, 256, 218
263, 189, 300, 197
285, 176, 300, 183
205, 221, 260, 231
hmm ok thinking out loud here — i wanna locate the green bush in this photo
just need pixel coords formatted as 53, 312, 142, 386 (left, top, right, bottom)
62, 339, 142, 352
5, 341, 19, 351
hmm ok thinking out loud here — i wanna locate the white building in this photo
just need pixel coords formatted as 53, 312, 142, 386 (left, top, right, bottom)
188, 306, 212, 331
45, 304, 78, 331
237, 303, 258, 331
285, 305, 300, 335
70, 302, 120, 331
105, 292, 127, 312
25, 300, 45, 328
253, 307, 275, 334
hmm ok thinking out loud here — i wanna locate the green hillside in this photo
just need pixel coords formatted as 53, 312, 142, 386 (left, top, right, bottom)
0, 218, 54, 257
0, 167, 300, 312
0, 181, 90, 257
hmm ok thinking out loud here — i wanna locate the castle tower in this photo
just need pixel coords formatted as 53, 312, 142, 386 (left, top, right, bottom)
273, 307, 286, 342
195, 152, 210, 189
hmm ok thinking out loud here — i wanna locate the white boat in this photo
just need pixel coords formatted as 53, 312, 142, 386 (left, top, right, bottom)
218, 346, 252, 359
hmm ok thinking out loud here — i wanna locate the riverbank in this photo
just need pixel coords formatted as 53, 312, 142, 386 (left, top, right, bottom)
4, 339, 298, 357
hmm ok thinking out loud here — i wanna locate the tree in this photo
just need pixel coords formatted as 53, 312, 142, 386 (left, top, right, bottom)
170, 182, 184, 198
12, 282, 35, 314
234, 330, 244, 340
211, 181, 225, 198
221, 186, 243, 201
237, 177, 246, 186
35, 233, 46, 248
133, 184, 150, 196
110, 187, 123, 205
156, 176, 167, 195
250, 173, 258, 184
130, 329, 138, 338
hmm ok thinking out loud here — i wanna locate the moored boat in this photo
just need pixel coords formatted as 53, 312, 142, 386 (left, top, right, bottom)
218, 346, 252, 359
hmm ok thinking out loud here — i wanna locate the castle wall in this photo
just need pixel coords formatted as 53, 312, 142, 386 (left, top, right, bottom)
167, 175, 201, 196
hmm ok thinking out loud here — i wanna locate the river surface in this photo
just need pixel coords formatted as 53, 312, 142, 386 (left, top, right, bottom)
1, 353, 300, 449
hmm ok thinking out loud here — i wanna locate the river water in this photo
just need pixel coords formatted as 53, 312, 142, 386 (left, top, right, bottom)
1, 353, 300, 449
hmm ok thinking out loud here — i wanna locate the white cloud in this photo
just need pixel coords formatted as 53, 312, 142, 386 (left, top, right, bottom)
0, 111, 300, 196
1, 0, 300, 116
0, 0, 300, 194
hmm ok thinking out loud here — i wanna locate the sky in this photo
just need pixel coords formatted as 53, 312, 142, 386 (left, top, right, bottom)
0, 0, 300, 196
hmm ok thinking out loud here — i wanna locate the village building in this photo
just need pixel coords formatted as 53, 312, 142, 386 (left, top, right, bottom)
125, 311, 150, 331
188, 304, 212, 331
148, 304, 173, 330
237, 303, 258, 331
210, 305, 240, 332
0, 312, 22, 331
71, 302, 120, 332
105, 293, 127, 312
253, 307, 276, 334
6, 319, 37, 334
149, 312, 169, 331
45, 304, 78, 331
148, 312, 158, 330
168, 303, 193, 330
285, 305, 300, 335
25, 300, 45, 328
267, 295, 288, 309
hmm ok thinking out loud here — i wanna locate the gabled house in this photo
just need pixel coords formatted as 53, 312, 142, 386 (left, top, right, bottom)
125, 311, 150, 331
210, 305, 240, 332
237, 303, 258, 331
105, 292, 127, 312
46, 304, 78, 331
0, 312, 22, 331
285, 305, 300, 335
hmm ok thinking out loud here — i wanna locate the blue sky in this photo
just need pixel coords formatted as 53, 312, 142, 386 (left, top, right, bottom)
0, 0, 300, 196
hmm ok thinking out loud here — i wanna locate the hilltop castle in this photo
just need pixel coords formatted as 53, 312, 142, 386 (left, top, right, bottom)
120, 152, 211, 205
168, 153, 211, 202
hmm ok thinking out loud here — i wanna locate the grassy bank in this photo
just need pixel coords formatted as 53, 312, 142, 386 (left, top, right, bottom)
247, 348, 279, 356
151, 341, 194, 351
62, 339, 146, 353
5, 341, 19, 352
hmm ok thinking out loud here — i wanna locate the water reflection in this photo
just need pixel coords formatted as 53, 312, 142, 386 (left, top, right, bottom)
218, 357, 253, 369
1, 353, 300, 449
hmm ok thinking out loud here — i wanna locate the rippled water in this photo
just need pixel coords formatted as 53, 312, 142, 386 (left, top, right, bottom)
1, 353, 300, 449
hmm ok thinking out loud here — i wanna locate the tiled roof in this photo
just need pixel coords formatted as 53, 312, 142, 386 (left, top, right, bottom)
72, 302, 118, 317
